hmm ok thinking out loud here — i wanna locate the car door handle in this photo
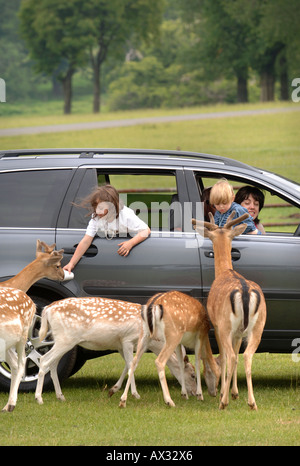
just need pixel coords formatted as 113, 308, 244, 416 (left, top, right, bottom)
204, 250, 215, 258
63, 244, 98, 257
204, 249, 241, 261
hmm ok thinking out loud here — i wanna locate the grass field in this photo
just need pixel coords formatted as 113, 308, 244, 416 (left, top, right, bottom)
0, 101, 299, 446
0, 352, 299, 446
0, 101, 299, 186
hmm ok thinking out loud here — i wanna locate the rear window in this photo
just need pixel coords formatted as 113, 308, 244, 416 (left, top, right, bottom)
0, 169, 72, 228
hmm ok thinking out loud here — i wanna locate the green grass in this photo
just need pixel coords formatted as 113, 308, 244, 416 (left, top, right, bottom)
0, 353, 299, 446
0, 102, 299, 184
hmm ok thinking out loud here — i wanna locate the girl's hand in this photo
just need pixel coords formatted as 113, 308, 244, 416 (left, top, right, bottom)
63, 262, 74, 272
117, 241, 132, 257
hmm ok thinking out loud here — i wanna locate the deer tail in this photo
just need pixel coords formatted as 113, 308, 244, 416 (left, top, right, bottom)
141, 293, 164, 337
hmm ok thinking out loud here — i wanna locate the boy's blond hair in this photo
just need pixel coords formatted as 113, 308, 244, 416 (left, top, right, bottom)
209, 179, 234, 205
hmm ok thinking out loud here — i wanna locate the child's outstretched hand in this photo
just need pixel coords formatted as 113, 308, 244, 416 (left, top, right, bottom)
118, 241, 132, 257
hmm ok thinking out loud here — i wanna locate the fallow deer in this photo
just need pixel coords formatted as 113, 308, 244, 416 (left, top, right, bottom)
34, 296, 197, 405
119, 291, 220, 408
192, 212, 267, 410
0, 241, 64, 412
0, 240, 65, 292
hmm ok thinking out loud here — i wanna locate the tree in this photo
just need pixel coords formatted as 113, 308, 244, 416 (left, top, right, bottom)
225, 0, 300, 101
85, 0, 164, 113
19, 0, 92, 113
175, 0, 252, 103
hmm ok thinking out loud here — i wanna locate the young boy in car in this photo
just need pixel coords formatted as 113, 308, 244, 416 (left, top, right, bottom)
209, 179, 261, 234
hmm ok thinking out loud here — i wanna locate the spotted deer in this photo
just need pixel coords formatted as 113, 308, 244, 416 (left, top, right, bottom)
0, 241, 64, 412
0, 240, 65, 292
34, 296, 197, 405
119, 291, 220, 408
192, 212, 267, 410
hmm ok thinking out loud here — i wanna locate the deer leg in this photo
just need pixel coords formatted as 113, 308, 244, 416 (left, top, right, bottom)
194, 337, 204, 401
109, 344, 140, 399
231, 337, 242, 400
243, 333, 262, 411
219, 335, 236, 410
175, 344, 189, 400
214, 329, 226, 400
155, 336, 182, 407
2, 345, 25, 412
119, 334, 150, 408
35, 341, 73, 404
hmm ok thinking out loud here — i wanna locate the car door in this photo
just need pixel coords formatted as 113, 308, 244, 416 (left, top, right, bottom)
55, 166, 203, 303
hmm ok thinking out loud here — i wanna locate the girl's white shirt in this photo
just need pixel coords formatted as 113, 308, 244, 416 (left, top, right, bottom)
85, 205, 148, 239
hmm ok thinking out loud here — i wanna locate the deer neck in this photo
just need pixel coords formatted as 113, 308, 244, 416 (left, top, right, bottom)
2, 259, 43, 292
212, 238, 233, 278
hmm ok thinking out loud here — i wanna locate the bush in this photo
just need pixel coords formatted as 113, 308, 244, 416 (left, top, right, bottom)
107, 58, 238, 110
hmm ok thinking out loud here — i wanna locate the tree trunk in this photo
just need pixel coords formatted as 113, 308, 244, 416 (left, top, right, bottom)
237, 75, 248, 103
62, 69, 74, 114
93, 64, 101, 113
279, 54, 289, 101
260, 71, 275, 102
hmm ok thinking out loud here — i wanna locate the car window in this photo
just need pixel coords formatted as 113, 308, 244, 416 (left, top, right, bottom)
0, 169, 72, 228
69, 169, 180, 231
196, 174, 299, 234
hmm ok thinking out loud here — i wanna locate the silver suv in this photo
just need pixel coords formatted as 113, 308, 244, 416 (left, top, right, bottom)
0, 148, 299, 392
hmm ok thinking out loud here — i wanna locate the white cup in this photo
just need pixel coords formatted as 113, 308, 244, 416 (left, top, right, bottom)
63, 270, 74, 281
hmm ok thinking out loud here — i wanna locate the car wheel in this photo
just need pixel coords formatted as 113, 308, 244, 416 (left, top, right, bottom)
0, 295, 77, 392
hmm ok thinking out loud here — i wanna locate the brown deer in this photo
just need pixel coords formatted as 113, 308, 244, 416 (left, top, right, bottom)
0, 240, 65, 292
34, 296, 198, 405
119, 291, 220, 408
192, 212, 267, 410
0, 241, 64, 412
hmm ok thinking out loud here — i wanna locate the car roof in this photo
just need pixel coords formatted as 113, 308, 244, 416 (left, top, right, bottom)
0, 147, 259, 170
0, 148, 299, 202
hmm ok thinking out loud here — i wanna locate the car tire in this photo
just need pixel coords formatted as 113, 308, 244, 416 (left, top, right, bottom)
0, 295, 78, 393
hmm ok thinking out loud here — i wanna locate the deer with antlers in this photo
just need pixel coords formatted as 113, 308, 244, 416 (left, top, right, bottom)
119, 290, 220, 408
192, 212, 267, 410
0, 240, 64, 412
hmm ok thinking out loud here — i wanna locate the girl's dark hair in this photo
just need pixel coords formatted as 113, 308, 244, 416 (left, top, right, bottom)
235, 186, 265, 223
77, 184, 123, 218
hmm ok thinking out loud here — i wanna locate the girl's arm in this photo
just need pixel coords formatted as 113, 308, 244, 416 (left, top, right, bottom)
118, 227, 151, 257
63, 234, 93, 271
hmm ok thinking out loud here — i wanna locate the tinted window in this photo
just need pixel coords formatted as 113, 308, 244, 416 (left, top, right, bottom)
0, 170, 72, 228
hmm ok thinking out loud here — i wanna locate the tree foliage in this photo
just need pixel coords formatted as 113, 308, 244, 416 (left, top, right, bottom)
2, 0, 299, 112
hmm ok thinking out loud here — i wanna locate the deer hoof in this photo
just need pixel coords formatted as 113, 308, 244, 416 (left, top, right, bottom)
2, 404, 15, 413
119, 399, 127, 408
248, 402, 257, 411
219, 401, 228, 410
166, 400, 176, 407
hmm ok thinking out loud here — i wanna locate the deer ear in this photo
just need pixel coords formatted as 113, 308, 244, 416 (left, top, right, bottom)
36, 239, 43, 253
